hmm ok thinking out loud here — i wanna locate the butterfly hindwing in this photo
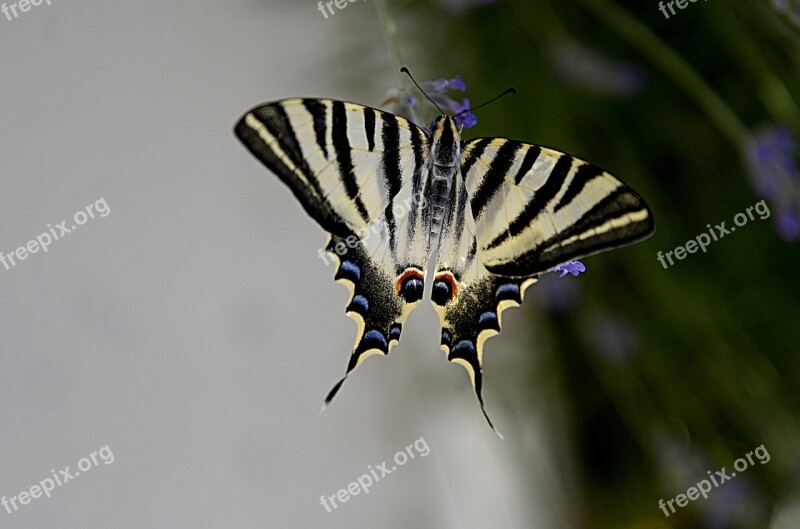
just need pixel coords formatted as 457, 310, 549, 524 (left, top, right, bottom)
323, 171, 432, 404
430, 166, 537, 429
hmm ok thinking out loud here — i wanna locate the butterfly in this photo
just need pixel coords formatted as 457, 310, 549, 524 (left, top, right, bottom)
234, 91, 654, 431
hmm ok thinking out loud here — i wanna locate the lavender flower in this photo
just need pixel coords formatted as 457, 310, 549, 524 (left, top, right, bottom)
551, 260, 586, 278
546, 38, 646, 98
700, 477, 766, 529
743, 125, 800, 241
383, 87, 418, 125
777, 209, 800, 240
435, 0, 497, 15
421, 75, 466, 93
771, 0, 800, 30
384, 75, 478, 129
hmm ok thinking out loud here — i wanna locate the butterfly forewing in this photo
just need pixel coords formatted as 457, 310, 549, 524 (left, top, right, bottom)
462, 138, 655, 277
235, 98, 427, 237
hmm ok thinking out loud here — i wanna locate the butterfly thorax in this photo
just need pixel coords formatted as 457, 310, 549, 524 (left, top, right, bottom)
427, 116, 462, 255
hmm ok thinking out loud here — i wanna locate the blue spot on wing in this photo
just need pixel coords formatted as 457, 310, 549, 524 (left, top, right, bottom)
361, 330, 388, 351
389, 323, 402, 341
338, 260, 361, 282
478, 311, 499, 330
348, 295, 369, 314
451, 340, 477, 359
495, 283, 520, 302
441, 329, 452, 348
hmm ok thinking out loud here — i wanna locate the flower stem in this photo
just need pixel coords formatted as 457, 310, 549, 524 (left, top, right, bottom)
577, 0, 749, 146
374, 0, 422, 124
375, 0, 406, 83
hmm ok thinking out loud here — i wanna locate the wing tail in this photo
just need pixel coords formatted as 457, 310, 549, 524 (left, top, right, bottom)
436, 271, 535, 437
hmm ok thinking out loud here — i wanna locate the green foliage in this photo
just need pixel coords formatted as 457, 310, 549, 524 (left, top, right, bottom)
371, 0, 800, 526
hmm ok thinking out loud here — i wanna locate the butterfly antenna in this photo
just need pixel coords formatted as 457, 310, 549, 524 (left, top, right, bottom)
454, 87, 517, 121
400, 66, 445, 115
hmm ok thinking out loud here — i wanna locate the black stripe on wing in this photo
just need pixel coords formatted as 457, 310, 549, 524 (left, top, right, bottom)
381, 113, 403, 254
484, 154, 572, 251
303, 99, 330, 159
234, 98, 430, 240
470, 140, 519, 219
492, 187, 654, 276
234, 103, 352, 236
331, 101, 371, 224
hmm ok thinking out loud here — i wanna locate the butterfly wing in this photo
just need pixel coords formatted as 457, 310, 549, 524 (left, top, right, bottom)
432, 137, 654, 428
464, 138, 654, 276
430, 167, 536, 432
234, 99, 431, 403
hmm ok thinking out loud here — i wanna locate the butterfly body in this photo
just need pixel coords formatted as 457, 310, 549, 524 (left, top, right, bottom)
427, 116, 462, 255
234, 97, 654, 429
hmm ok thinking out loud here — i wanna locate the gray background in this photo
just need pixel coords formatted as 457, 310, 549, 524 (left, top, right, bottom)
0, 1, 569, 527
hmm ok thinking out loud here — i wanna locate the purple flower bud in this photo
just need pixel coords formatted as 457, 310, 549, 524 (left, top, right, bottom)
776, 208, 800, 241
447, 75, 467, 92
743, 125, 800, 241
551, 260, 586, 278
386, 73, 478, 128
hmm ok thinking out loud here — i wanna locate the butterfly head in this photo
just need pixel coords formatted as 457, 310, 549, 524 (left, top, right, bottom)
429, 115, 462, 171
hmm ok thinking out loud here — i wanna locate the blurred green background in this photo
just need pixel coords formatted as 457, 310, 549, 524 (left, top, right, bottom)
355, 0, 800, 527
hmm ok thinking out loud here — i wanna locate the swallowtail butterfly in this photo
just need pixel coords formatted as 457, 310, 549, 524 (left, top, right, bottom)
234, 89, 654, 430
